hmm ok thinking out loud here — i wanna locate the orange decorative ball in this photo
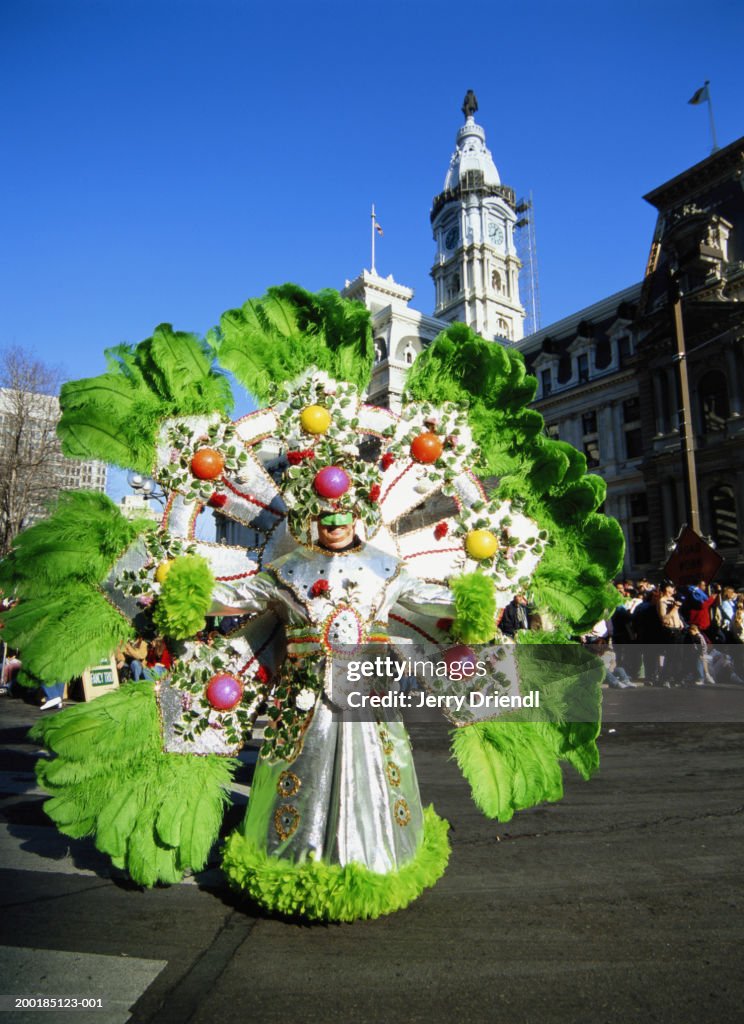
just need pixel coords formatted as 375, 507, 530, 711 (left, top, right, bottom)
410, 432, 444, 464
190, 448, 225, 480
300, 405, 332, 435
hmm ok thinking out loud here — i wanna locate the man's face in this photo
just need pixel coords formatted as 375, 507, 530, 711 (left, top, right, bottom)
317, 520, 356, 550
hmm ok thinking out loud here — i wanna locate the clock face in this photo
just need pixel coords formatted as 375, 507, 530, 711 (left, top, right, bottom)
488, 222, 505, 245
444, 226, 459, 250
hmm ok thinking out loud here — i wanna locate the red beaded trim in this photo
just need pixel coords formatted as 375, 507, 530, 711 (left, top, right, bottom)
222, 476, 284, 517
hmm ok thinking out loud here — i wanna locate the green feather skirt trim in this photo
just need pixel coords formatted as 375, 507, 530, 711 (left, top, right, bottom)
221, 805, 450, 922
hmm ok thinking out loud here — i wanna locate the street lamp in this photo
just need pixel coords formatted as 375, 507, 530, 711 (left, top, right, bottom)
127, 471, 166, 508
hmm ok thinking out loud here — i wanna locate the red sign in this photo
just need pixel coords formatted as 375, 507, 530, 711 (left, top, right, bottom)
663, 526, 723, 587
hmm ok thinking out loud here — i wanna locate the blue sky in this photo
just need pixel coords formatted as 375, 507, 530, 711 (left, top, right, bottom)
2, 0, 742, 404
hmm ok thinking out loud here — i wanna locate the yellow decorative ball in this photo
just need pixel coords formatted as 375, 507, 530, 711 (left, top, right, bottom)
465, 529, 498, 560
300, 405, 332, 435
155, 560, 173, 584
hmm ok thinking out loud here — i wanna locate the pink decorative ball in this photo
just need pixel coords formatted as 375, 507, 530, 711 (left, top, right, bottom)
205, 673, 243, 711
442, 645, 479, 679
313, 466, 351, 499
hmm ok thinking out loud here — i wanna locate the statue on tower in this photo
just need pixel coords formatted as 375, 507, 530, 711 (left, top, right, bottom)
462, 90, 478, 120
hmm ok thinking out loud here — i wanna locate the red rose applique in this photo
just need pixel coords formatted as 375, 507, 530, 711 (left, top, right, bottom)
256, 664, 271, 685
287, 448, 315, 466
381, 452, 395, 470
369, 484, 381, 502
310, 579, 330, 598
436, 617, 454, 632
434, 521, 448, 540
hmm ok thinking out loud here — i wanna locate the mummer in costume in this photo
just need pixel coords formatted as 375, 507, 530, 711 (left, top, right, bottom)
0, 284, 623, 921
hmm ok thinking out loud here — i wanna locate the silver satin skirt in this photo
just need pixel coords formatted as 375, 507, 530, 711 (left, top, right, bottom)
240, 698, 424, 874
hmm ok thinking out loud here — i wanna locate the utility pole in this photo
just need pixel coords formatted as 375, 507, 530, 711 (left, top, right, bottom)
671, 283, 701, 534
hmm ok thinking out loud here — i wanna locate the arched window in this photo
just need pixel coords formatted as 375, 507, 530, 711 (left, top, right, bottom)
709, 484, 738, 548
491, 270, 502, 292
698, 371, 730, 432
374, 338, 387, 364
405, 348, 414, 366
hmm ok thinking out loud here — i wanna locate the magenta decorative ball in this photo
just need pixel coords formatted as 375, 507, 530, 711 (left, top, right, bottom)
313, 466, 351, 499
442, 645, 479, 679
205, 673, 243, 711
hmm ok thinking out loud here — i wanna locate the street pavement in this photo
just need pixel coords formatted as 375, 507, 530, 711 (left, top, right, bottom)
1, 688, 743, 1024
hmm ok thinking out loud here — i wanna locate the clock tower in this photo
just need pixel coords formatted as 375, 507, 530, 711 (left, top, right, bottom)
430, 95, 525, 342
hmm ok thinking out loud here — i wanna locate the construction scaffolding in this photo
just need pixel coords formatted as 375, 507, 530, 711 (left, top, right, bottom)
515, 191, 542, 336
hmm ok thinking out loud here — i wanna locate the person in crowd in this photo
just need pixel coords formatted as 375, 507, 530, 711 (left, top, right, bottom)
682, 580, 721, 641
611, 582, 639, 678
656, 581, 686, 686
39, 681, 65, 711
594, 638, 634, 689
720, 587, 739, 632
499, 593, 529, 637
0, 647, 22, 697
144, 637, 172, 679
730, 605, 744, 644
685, 624, 714, 686
115, 636, 148, 682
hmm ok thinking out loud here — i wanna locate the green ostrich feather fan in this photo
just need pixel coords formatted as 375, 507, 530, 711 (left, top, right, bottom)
59, 324, 233, 472
0, 492, 152, 686
404, 323, 624, 633
450, 643, 603, 821
30, 681, 238, 886
214, 283, 374, 402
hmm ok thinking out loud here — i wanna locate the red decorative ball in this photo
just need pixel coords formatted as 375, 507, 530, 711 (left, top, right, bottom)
442, 645, 479, 679
313, 466, 351, 498
205, 673, 243, 710
191, 448, 225, 480
208, 492, 228, 508
410, 432, 443, 464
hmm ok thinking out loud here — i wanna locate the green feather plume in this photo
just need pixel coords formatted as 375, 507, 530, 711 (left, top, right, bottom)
451, 572, 496, 643
59, 325, 233, 472
153, 554, 215, 639
0, 492, 153, 686
30, 681, 238, 885
215, 283, 374, 402
450, 641, 603, 820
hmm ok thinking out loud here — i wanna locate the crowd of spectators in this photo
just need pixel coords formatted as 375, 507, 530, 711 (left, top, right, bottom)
589, 578, 744, 687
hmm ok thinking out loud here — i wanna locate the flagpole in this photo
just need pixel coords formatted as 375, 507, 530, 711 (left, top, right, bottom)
371, 204, 377, 275
705, 82, 719, 153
